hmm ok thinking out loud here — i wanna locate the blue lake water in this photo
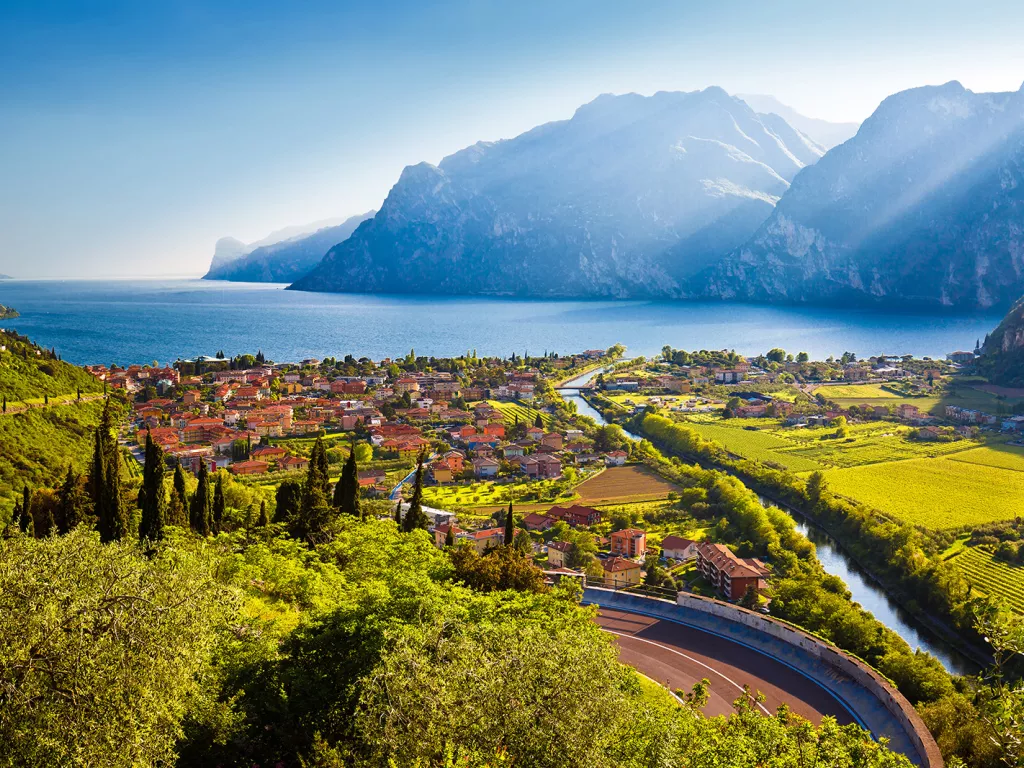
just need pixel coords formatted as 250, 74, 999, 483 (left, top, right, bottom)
0, 279, 1003, 366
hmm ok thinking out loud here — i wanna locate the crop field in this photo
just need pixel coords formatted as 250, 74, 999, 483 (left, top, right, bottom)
575, 465, 681, 504
482, 400, 552, 428
948, 444, 1024, 473
813, 384, 902, 400
678, 415, 979, 471
949, 547, 1024, 614
677, 420, 824, 472
422, 477, 574, 509
822, 458, 1024, 528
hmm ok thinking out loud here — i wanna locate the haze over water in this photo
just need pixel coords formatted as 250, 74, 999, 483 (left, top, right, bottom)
0, 280, 1002, 366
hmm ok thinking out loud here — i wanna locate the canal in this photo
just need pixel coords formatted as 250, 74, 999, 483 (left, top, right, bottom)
557, 368, 975, 675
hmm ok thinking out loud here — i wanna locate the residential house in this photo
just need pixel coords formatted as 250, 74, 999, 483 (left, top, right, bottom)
546, 541, 573, 568
695, 542, 769, 601
540, 432, 563, 450
430, 462, 454, 484
523, 512, 555, 531
605, 450, 628, 466
600, 556, 642, 587
610, 528, 647, 559
230, 460, 270, 476
660, 535, 697, 561
433, 523, 464, 548
472, 456, 500, 478
548, 504, 601, 528
457, 527, 504, 553
278, 456, 309, 472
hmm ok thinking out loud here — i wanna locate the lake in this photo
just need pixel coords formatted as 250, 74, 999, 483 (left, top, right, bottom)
0, 279, 1003, 366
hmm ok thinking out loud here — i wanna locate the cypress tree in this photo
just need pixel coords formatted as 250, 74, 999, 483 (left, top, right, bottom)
212, 473, 225, 534
40, 504, 56, 537
335, 442, 360, 516
139, 432, 166, 542
300, 439, 329, 516
256, 499, 269, 528
168, 464, 188, 526
444, 525, 455, 547
394, 499, 402, 525
190, 461, 212, 536
313, 437, 330, 500
102, 436, 128, 542
90, 428, 105, 514
19, 501, 34, 537
504, 501, 514, 546
56, 467, 87, 534
534, 414, 544, 430
274, 479, 303, 524
401, 457, 429, 532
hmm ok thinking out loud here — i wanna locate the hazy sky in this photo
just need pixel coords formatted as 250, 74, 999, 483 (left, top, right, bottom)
2, 0, 1022, 279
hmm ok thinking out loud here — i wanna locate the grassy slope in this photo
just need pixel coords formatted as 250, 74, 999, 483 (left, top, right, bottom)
0, 400, 108, 519
0, 330, 103, 402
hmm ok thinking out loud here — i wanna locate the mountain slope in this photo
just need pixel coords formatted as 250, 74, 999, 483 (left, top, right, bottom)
978, 295, 1024, 386
701, 82, 1024, 310
737, 94, 860, 149
204, 212, 375, 283
289, 88, 821, 299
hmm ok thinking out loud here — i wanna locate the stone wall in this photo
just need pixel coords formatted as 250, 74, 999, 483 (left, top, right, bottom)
584, 587, 942, 768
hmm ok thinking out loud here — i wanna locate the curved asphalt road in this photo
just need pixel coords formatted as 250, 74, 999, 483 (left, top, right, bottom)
596, 608, 855, 724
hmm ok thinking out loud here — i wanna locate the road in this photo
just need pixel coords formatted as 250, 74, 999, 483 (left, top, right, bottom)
595, 608, 856, 724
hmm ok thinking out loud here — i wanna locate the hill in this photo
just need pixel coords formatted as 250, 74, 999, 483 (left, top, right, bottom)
289, 88, 821, 299
979, 295, 1024, 386
700, 81, 1024, 310
204, 212, 374, 282
0, 329, 103, 403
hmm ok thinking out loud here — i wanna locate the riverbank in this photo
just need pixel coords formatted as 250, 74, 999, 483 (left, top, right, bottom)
568, 379, 980, 674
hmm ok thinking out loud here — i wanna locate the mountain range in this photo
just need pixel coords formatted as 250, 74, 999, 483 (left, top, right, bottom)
702, 81, 1024, 309
210, 83, 1024, 311
204, 213, 374, 283
289, 88, 824, 298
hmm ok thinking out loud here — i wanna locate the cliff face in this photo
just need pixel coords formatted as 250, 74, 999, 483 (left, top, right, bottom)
699, 82, 1024, 309
289, 88, 820, 298
979, 295, 1024, 386
204, 212, 374, 283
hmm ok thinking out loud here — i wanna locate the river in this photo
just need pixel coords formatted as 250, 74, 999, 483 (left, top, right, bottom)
558, 369, 976, 675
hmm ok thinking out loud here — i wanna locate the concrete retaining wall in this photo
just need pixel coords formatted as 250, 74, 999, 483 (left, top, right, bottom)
584, 587, 942, 768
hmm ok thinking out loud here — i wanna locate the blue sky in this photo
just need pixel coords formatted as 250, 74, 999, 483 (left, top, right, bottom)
2, 0, 1022, 279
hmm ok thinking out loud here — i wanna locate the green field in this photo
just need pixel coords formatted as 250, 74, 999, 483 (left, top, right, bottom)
679, 420, 823, 472
948, 444, 1024, 473
949, 546, 1024, 614
813, 383, 902, 399
677, 414, 980, 472
823, 458, 1024, 528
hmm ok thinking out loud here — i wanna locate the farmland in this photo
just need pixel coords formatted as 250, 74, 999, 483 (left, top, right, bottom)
812, 383, 903, 400
822, 458, 1024, 529
575, 465, 681, 505
674, 414, 975, 471
481, 400, 553, 428
678, 419, 823, 472
947, 443, 1024, 473
949, 546, 1024, 614
421, 476, 575, 510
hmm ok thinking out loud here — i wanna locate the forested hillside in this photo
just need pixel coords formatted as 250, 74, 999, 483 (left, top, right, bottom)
0, 330, 102, 402
2, 518, 917, 768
